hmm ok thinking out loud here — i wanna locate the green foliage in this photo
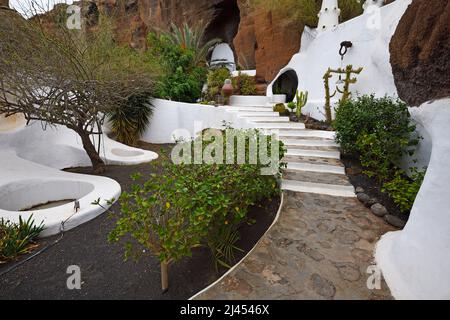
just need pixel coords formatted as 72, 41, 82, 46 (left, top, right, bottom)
295, 90, 308, 119
383, 168, 426, 213
206, 67, 235, 101
108, 92, 154, 146
148, 32, 207, 103
0, 216, 44, 263
339, 0, 364, 22
334, 95, 419, 182
107, 129, 285, 286
252, 0, 321, 27
238, 73, 257, 96
166, 22, 221, 67
251, 0, 363, 27
287, 101, 296, 112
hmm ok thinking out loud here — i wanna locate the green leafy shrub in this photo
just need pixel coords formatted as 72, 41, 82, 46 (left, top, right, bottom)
205, 67, 235, 101
106, 128, 285, 290
334, 95, 419, 182
383, 168, 426, 214
108, 92, 154, 146
251, 0, 363, 28
237, 73, 257, 96
1, 216, 44, 263
148, 33, 207, 103
274, 103, 289, 116
287, 101, 296, 113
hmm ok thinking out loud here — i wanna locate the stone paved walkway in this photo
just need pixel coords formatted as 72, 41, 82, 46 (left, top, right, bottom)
194, 104, 395, 300
194, 190, 394, 300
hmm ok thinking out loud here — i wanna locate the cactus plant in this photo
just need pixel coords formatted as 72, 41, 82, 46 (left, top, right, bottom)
295, 90, 308, 120
323, 65, 363, 124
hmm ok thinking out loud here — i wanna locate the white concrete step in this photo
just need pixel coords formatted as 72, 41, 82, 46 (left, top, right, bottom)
256, 122, 306, 130
236, 112, 280, 117
227, 106, 274, 112
278, 130, 335, 140
281, 138, 339, 148
286, 148, 340, 159
286, 162, 346, 175
230, 95, 270, 106
246, 117, 290, 123
281, 179, 355, 197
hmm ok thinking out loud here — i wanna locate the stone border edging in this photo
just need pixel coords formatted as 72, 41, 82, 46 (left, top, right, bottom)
189, 191, 286, 300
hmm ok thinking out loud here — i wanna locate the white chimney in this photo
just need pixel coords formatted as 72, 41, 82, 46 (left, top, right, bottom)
317, 0, 341, 33
363, 0, 385, 13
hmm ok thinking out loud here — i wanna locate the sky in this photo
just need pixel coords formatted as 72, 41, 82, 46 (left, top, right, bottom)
9, 0, 74, 17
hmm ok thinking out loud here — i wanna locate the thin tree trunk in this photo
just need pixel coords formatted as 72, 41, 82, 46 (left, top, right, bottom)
78, 130, 106, 174
161, 260, 169, 293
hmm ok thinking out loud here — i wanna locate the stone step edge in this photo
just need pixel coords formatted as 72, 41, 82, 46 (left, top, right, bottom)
281, 179, 356, 198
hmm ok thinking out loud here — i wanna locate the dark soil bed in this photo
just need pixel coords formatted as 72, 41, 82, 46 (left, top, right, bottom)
0, 142, 280, 300
341, 154, 409, 223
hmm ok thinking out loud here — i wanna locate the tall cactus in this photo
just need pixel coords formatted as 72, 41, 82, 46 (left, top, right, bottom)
295, 90, 308, 120
323, 65, 363, 124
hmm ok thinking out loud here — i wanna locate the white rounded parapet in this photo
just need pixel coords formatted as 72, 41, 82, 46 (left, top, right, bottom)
0, 117, 159, 237
376, 99, 450, 299
0, 152, 121, 237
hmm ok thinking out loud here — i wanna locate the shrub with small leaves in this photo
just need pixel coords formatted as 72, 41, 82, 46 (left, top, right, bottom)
105, 128, 285, 290
334, 95, 419, 182
382, 168, 426, 214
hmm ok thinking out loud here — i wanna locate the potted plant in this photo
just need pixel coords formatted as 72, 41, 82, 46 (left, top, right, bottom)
287, 101, 297, 122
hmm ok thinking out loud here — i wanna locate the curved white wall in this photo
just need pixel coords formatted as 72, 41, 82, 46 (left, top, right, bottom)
376, 99, 450, 299
142, 98, 252, 144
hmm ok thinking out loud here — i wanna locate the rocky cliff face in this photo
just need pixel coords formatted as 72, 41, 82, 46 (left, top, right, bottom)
390, 0, 450, 106
77, 0, 301, 83
234, 0, 302, 82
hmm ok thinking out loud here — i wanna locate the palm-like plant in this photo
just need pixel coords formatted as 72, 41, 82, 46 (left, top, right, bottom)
166, 22, 221, 66
108, 92, 154, 147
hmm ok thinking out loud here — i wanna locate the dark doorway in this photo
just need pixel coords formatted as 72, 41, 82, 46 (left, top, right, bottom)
204, 0, 240, 61
272, 70, 299, 102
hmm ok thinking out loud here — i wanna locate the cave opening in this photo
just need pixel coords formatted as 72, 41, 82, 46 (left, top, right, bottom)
272, 70, 299, 102
204, 0, 241, 61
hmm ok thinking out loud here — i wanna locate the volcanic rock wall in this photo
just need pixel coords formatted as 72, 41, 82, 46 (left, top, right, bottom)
78, 0, 302, 83
390, 0, 450, 106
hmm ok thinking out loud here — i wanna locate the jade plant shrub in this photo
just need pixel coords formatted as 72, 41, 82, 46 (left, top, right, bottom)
334, 95, 419, 182
148, 33, 207, 103
105, 128, 285, 291
108, 91, 154, 146
383, 168, 426, 214
0, 216, 44, 263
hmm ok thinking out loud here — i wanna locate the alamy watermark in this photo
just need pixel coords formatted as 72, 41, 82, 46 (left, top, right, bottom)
170, 123, 282, 176
66, 265, 82, 290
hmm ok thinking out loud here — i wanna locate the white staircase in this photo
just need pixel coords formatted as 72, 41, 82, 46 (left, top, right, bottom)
225, 101, 355, 198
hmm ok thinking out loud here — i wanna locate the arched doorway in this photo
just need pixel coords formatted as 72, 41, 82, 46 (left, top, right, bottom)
272, 70, 299, 102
